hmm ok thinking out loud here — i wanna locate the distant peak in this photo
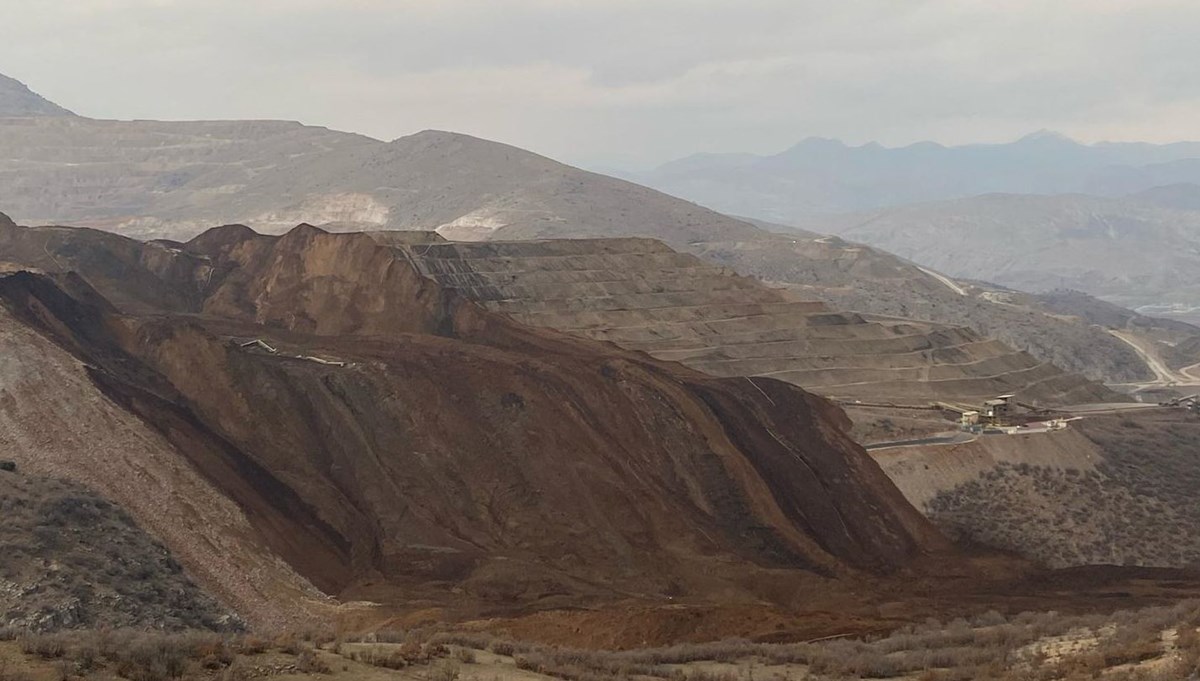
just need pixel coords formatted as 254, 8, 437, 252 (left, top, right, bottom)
0, 211, 15, 228
787, 136, 849, 152
287, 222, 328, 238
391, 129, 485, 146
184, 223, 260, 255
0, 73, 76, 118
1015, 129, 1076, 145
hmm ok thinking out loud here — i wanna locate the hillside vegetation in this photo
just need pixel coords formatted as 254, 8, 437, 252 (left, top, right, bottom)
914, 411, 1200, 569
5, 603, 1200, 681
0, 470, 233, 632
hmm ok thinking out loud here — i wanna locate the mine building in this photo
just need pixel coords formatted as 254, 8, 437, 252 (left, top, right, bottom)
983, 394, 1014, 423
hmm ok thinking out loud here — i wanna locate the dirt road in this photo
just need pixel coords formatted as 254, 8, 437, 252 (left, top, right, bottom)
1107, 329, 1193, 388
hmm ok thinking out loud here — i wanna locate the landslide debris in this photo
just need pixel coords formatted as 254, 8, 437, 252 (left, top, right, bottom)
0, 221, 953, 625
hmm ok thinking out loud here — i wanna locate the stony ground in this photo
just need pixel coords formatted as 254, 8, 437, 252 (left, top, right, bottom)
0, 470, 233, 632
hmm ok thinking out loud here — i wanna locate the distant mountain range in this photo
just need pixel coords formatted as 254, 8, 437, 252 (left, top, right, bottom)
624, 134, 1200, 323
623, 131, 1200, 218
790, 189, 1200, 319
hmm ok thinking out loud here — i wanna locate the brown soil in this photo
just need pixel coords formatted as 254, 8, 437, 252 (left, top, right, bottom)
4, 219, 1200, 644
0, 221, 952, 631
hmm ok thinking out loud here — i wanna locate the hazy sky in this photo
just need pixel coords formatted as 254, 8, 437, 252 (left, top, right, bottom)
1, 0, 1196, 168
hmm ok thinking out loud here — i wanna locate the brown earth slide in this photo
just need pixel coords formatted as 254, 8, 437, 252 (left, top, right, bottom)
0, 215, 956, 633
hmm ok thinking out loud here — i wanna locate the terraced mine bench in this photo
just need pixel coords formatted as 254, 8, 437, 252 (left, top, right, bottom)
398, 236, 1114, 408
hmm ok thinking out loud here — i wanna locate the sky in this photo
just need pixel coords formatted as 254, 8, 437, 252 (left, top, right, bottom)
0, 0, 1197, 169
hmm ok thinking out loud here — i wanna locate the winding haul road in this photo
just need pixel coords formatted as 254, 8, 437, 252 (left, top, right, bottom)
1106, 329, 1194, 388
916, 266, 968, 297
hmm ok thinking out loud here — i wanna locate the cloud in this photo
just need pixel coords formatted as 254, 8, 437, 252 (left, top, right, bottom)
0, 0, 1197, 167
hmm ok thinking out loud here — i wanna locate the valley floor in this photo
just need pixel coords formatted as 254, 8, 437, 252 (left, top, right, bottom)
5, 598, 1200, 681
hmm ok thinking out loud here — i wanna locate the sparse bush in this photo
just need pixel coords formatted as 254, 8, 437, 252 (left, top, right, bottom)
19, 634, 66, 659
296, 649, 331, 674
429, 659, 461, 681
489, 640, 518, 657
233, 635, 268, 655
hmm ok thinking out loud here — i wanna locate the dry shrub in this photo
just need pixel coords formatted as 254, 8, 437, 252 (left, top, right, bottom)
429, 659, 461, 681
296, 649, 331, 674
0, 658, 32, 681
349, 649, 409, 670
348, 640, 447, 670
488, 640, 519, 657
233, 635, 268, 655
272, 632, 304, 655
18, 634, 66, 659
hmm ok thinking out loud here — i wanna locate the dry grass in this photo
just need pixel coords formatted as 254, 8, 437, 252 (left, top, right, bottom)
3, 600, 1200, 680
437, 600, 1200, 681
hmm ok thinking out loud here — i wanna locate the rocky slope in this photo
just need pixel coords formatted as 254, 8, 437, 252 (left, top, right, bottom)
701, 226, 1158, 385
0, 268, 334, 631
0, 218, 955, 626
0, 470, 234, 632
0, 74, 74, 118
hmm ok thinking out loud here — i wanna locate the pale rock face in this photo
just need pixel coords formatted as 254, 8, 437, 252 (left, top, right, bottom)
434, 210, 509, 241
250, 193, 391, 233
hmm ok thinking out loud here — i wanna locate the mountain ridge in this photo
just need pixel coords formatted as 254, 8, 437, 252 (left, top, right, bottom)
0, 73, 75, 118
0, 72, 1179, 384
624, 132, 1200, 218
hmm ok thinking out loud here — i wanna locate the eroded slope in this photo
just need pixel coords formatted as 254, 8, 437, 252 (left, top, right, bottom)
0, 220, 952, 623
0, 292, 333, 630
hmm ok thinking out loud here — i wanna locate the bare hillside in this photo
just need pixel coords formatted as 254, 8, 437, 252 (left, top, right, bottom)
406, 237, 1117, 406
695, 225, 1155, 384
0, 74, 74, 118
